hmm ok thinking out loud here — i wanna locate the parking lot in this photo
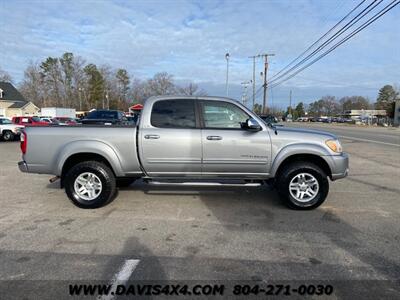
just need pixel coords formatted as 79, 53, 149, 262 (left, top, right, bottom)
0, 124, 399, 299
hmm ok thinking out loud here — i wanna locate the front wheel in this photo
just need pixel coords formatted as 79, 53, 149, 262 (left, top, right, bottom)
64, 161, 116, 208
276, 162, 329, 210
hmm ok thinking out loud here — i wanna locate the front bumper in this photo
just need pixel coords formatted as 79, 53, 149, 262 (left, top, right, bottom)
328, 153, 349, 180
18, 161, 28, 173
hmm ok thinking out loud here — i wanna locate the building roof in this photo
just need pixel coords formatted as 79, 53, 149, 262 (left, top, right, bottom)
0, 82, 26, 102
8, 101, 29, 108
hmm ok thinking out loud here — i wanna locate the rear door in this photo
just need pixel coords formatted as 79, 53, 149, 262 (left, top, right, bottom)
140, 99, 202, 177
200, 100, 271, 177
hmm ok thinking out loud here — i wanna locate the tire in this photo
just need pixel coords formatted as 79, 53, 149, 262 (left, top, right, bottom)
64, 161, 116, 209
2, 130, 14, 141
276, 161, 329, 210
116, 177, 137, 187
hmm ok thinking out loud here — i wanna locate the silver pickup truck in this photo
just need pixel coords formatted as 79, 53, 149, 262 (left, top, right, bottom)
18, 96, 348, 210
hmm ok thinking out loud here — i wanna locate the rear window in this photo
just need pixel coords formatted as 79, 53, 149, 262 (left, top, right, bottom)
151, 99, 196, 128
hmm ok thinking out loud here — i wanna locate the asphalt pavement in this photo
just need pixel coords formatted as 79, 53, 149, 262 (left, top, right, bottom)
285, 122, 400, 146
0, 124, 399, 299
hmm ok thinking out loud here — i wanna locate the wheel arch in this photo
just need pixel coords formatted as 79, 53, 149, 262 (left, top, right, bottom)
60, 152, 117, 188
271, 144, 333, 179
55, 140, 124, 178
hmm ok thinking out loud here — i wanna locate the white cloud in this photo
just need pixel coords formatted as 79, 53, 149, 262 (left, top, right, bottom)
0, 0, 399, 105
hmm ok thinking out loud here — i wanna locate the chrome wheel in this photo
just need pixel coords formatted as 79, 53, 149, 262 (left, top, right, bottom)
74, 172, 102, 201
289, 173, 319, 203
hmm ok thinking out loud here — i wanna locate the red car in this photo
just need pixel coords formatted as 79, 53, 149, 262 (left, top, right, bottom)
12, 116, 48, 126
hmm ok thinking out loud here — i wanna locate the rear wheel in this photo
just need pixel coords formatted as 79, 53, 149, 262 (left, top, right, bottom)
2, 130, 14, 141
64, 161, 116, 208
276, 162, 329, 210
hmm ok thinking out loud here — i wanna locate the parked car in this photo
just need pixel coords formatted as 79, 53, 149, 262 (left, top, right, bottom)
81, 110, 130, 125
322, 118, 332, 123
297, 117, 309, 122
259, 115, 279, 124
40, 117, 60, 125
126, 114, 140, 125
0, 117, 24, 141
54, 117, 78, 126
12, 116, 48, 126
18, 96, 349, 210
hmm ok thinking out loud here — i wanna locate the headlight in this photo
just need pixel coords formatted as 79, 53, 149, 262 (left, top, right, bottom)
325, 139, 342, 153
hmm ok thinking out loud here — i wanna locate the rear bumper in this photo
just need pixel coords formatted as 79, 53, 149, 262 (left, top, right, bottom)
328, 153, 349, 180
18, 161, 28, 173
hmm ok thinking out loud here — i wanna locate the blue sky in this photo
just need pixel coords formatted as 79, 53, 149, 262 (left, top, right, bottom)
0, 0, 399, 108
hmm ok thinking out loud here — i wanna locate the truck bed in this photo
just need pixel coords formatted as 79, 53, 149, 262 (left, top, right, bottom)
23, 126, 142, 177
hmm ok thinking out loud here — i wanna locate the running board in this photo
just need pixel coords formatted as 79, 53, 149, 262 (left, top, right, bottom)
147, 181, 262, 187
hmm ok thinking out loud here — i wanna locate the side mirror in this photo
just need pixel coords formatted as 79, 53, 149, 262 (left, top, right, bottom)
244, 118, 261, 131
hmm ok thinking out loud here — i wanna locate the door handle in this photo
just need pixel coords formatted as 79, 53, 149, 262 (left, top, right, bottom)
207, 136, 222, 140
144, 134, 160, 139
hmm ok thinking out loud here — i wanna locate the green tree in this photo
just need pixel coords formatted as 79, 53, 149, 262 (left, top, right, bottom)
375, 85, 398, 118
253, 103, 262, 114
83, 64, 105, 109
295, 102, 305, 117
60, 52, 74, 107
40, 57, 62, 106
116, 68, 130, 107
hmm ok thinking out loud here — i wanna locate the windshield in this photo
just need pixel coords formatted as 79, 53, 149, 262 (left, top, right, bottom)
0, 118, 12, 124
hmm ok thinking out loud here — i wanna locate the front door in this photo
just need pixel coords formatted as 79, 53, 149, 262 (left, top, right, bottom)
200, 100, 271, 177
140, 99, 202, 177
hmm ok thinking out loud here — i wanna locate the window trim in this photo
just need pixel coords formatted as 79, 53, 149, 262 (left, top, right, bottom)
199, 100, 256, 131
150, 99, 200, 129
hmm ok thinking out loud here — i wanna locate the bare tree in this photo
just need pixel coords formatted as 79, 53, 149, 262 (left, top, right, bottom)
19, 62, 45, 107
0, 66, 13, 83
177, 82, 207, 96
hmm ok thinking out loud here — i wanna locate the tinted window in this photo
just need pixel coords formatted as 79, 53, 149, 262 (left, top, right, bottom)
151, 100, 196, 128
202, 101, 249, 129
31, 116, 41, 122
86, 111, 119, 119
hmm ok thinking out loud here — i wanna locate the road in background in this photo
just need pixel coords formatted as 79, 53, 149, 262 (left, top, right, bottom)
285, 122, 400, 146
0, 126, 399, 298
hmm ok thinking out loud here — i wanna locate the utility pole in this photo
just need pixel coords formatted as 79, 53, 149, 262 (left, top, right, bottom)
260, 53, 275, 114
248, 55, 260, 111
289, 90, 292, 115
225, 53, 230, 97
241, 80, 252, 107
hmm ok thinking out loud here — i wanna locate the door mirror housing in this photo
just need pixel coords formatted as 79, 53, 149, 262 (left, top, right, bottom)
243, 118, 261, 131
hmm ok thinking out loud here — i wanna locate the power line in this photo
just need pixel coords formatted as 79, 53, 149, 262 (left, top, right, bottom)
253, 0, 370, 101
268, 0, 399, 89
269, 0, 383, 86
269, 0, 368, 81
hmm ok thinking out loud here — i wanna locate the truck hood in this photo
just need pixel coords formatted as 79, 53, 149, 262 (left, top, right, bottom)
2, 124, 24, 131
273, 126, 337, 140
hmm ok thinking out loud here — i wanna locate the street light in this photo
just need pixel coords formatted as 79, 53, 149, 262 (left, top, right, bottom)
225, 53, 230, 97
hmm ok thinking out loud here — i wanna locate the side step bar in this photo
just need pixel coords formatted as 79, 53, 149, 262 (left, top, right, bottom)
147, 181, 262, 187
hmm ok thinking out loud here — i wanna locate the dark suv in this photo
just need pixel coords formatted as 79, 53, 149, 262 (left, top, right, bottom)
81, 110, 129, 125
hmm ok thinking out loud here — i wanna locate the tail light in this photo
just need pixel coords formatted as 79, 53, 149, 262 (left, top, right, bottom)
20, 131, 27, 154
